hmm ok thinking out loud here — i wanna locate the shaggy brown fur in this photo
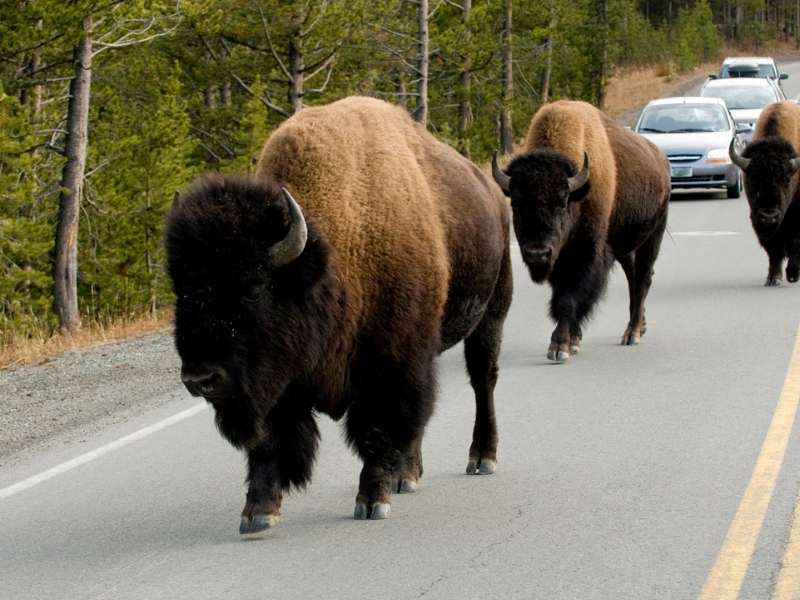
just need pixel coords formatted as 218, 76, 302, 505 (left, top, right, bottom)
167, 96, 512, 533
501, 100, 670, 360
738, 101, 800, 284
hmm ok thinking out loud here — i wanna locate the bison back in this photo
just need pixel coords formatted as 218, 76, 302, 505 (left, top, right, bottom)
256, 96, 505, 359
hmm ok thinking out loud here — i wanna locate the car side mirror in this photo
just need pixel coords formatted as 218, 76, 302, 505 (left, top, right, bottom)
780, 73, 789, 80
736, 123, 753, 134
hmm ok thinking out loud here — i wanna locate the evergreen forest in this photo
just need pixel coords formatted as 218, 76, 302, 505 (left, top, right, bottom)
0, 0, 797, 343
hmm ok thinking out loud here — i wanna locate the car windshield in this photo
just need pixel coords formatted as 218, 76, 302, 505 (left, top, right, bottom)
638, 104, 730, 134
720, 63, 777, 78
701, 84, 777, 110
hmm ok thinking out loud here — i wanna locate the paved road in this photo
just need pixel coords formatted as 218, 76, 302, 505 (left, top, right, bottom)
3, 70, 800, 600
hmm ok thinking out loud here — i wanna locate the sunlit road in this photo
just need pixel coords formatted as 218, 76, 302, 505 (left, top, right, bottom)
2, 66, 800, 600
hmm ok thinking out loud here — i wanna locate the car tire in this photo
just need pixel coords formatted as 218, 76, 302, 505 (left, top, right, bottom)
727, 175, 741, 199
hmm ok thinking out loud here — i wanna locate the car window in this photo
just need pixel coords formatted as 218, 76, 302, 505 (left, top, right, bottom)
638, 104, 730, 133
701, 84, 778, 109
720, 64, 777, 78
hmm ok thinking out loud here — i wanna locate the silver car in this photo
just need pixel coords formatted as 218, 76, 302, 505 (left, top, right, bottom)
635, 97, 745, 198
699, 77, 784, 143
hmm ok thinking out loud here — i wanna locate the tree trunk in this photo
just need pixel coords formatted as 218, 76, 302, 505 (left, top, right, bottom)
221, 79, 232, 106
541, 20, 555, 105
288, 32, 304, 114
54, 16, 93, 334
204, 83, 216, 108
499, 0, 513, 155
597, 0, 609, 108
458, 0, 472, 157
414, 0, 429, 125
796, 0, 799, 48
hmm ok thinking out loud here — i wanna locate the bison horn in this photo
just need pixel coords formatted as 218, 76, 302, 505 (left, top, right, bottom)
491, 152, 511, 193
791, 155, 800, 172
729, 138, 751, 171
270, 187, 308, 267
567, 152, 590, 192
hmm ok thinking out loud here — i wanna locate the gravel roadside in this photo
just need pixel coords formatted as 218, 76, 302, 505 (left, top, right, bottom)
0, 331, 180, 467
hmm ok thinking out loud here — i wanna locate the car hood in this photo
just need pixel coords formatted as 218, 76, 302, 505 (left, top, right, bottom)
730, 108, 762, 124
638, 131, 732, 156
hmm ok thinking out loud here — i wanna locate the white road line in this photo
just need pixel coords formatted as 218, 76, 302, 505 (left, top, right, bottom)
0, 403, 208, 501
672, 231, 740, 237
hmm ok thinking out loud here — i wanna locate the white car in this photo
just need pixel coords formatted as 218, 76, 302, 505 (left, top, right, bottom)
715, 56, 787, 85
699, 77, 785, 143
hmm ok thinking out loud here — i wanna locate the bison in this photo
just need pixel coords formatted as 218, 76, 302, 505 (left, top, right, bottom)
166, 96, 512, 535
491, 100, 670, 362
729, 101, 800, 285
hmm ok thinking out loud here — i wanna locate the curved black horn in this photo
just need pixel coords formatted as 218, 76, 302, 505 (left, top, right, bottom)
491, 152, 511, 193
729, 138, 751, 171
567, 152, 590, 192
270, 187, 308, 267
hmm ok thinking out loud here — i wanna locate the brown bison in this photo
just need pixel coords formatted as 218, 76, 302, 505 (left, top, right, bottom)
729, 101, 800, 285
166, 97, 512, 535
492, 100, 670, 362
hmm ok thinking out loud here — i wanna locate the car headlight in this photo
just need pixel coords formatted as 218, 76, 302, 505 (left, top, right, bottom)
705, 148, 731, 164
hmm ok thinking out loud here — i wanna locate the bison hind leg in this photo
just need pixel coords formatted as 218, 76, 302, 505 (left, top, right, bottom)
465, 248, 511, 475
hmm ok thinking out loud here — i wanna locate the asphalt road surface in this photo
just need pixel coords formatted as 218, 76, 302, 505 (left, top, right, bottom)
3, 67, 800, 600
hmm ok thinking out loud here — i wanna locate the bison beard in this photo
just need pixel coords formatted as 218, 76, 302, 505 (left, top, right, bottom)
166, 96, 512, 535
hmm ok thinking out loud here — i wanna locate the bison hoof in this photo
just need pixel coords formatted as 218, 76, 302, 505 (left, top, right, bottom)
390, 478, 418, 493
787, 264, 799, 283
398, 479, 418, 493
569, 344, 581, 355
354, 501, 391, 520
239, 513, 279, 537
621, 332, 640, 346
466, 458, 496, 475
546, 349, 570, 362
765, 276, 782, 287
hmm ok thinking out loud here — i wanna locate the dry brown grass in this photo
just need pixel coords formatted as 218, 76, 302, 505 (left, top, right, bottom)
0, 312, 172, 370
603, 61, 719, 118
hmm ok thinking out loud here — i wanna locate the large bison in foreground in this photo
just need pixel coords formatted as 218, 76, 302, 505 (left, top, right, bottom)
166, 97, 512, 535
729, 101, 800, 286
492, 100, 670, 362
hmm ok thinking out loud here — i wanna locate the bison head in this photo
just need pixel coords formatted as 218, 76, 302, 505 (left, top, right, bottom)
166, 175, 338, 449
493, 149, 590, 282
730, 137, 800, 240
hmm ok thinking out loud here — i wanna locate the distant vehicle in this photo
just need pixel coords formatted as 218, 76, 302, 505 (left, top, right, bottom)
711, 57, 788, 86
635, 97, 745, 198
699, 77, 785, 143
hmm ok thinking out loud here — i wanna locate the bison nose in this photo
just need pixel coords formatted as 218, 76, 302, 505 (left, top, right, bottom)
758, 208, 781, 224
522, 245, 552, 264
181, 366, 226, 398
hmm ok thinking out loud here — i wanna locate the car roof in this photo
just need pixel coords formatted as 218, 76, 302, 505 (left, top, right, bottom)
703, 77, 776, 88
644, 96, 727, 107
722, 56, 775, 65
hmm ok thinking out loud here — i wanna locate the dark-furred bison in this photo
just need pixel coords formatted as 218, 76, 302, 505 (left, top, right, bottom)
166, 96, 512, 535
730, 101, 800, 285
492, 100, 670, 362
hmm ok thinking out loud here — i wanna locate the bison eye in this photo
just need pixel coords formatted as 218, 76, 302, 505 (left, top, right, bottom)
242, 282, 265, 304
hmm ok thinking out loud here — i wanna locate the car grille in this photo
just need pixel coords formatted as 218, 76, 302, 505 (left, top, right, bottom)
668, 155, 703, 163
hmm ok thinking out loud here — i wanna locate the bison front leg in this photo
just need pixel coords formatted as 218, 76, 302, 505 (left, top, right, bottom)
347, 358, 435, 520
239, 402, 319, 537
548, 261, 609, 362
764, 238, 785, 286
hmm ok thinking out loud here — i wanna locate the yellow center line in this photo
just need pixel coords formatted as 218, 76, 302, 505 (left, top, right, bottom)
774, 492, 800, 600
699, 323, 800, 600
